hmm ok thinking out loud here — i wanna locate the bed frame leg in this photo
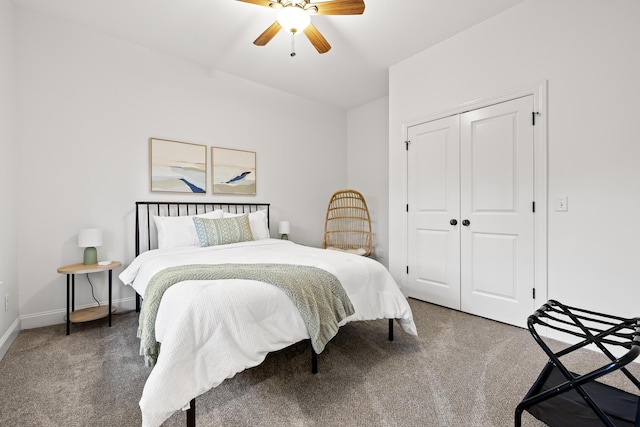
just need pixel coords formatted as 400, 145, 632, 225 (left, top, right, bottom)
311, 346, 318, 374
389, 318, 394, 341
186, 398, 195, 427
136, 294, 141, 313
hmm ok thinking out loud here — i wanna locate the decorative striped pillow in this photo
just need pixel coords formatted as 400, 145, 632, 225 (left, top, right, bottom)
192, 214, 254, 247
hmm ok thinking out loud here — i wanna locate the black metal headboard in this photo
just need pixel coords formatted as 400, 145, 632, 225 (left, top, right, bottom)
135, 201, 271, 256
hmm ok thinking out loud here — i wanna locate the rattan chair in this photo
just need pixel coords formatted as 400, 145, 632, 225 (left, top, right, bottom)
322, 189, 372, 256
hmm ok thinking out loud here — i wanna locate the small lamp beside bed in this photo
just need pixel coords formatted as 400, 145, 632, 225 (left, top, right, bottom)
278, 221, 290, 240
78, 228, 102, 265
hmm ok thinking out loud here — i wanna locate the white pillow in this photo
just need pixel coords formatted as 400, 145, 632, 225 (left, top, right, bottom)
154, 210, 224, 249
327, 246, 367, 256
222, 210, 270, 240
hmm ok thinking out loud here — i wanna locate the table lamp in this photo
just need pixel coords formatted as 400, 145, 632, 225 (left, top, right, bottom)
278, 221, 290, 240
78, 228, 102, 265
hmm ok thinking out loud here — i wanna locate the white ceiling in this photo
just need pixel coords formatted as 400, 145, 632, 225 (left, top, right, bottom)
11, 0, 525, 110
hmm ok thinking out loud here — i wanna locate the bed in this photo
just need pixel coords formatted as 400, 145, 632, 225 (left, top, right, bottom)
120, 201, 417, 427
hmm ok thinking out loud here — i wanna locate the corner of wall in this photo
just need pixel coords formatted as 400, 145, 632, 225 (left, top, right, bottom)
0, 317, 20, 361
0, 0, 21, 346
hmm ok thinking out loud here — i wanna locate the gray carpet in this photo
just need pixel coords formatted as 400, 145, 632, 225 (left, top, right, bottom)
1, 298, 638, 426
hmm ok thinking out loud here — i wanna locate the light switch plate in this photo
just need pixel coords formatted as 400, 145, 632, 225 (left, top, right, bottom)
555, 196, 568, 212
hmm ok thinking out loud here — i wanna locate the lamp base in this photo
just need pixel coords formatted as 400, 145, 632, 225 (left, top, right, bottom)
281, 234, 289, 240
83, 247, 97, 265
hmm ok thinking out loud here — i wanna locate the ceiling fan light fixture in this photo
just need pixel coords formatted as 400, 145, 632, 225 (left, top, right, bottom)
241, 0, 365, 54
277, 6, 310, 34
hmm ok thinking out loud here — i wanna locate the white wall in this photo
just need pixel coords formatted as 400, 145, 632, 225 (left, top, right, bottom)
0, 0, 20, 357
15, 7, 347, 328
347, 96, 389, 267
389, 0, 640, 317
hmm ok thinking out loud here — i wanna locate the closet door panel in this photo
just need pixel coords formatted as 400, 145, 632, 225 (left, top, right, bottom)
407, 116, 460, 310
471, 232, 517, 300
470, 114, 516, 212
460, 95, 535, 327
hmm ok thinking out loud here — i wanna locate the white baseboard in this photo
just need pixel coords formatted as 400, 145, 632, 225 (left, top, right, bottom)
0, 316, 21, 361
19, 297, 137, 330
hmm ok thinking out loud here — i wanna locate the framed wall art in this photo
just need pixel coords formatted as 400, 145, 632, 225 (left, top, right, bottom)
211, 147, 256, 195
150, 138, 207, 193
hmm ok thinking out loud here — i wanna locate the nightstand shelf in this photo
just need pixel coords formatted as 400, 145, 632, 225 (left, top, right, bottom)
57, 261, 121, 335
68, 305, 116, 323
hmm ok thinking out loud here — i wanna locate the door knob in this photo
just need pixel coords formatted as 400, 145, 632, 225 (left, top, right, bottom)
450, 219, 458, 226
462, 219, 470, 226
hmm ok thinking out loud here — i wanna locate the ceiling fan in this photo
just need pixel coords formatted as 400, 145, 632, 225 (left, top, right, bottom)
237, 0, 366, 55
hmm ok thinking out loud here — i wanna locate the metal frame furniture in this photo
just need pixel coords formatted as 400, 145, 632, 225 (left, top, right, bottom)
516, 300, 640, 427
134, 201, 270, 311
133, 201, 395, 427
57, 261, 121, 335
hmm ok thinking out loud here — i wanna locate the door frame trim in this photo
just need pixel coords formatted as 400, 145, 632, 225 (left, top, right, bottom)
402, 80, 548, 306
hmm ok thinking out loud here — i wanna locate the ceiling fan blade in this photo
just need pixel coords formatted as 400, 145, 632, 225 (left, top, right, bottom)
303, 23, 331, 54
236, 0, 274, 7
314, 0, 365, 15
254, 21, 283, 46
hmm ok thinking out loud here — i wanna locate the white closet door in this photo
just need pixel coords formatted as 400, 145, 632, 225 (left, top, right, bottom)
459, 95, 535, 327
407, 115, 461, 310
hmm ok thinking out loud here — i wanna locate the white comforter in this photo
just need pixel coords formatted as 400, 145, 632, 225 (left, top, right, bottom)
119, 239, 417, 427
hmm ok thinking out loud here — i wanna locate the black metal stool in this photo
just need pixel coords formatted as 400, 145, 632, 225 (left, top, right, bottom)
516, 300, 640, 427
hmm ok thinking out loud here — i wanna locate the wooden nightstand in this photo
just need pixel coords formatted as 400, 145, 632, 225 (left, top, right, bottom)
57, 261, 121, 335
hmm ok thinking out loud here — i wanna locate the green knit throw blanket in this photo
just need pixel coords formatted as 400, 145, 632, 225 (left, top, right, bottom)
138, 263, 355, 367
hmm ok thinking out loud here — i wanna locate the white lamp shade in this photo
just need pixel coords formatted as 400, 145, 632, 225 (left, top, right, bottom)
278, 221, 290, 235
78, 228, 103, 248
